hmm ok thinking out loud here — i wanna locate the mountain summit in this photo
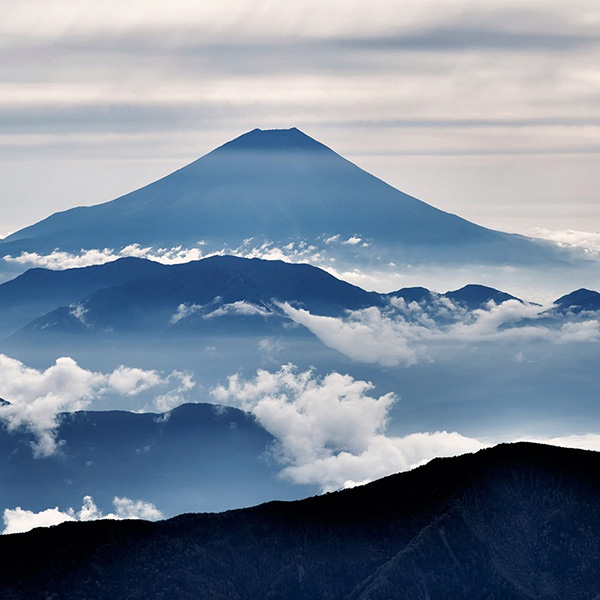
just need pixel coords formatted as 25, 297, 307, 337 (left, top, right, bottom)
0, 128, 558, 265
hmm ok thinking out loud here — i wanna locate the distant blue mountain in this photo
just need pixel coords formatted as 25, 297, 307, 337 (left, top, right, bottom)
444, 284, 521, 310
5, 255, 593, 344
387, 283, 521, 309
0, 402, 310, 518
13, 255, 383, 338
0, 257, 168, 337
554, 288, 600, 313
0, 128, 564, 267
385, 286, 435, 304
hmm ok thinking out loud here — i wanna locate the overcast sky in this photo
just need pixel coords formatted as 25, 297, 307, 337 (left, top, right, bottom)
1, 0, 598, 238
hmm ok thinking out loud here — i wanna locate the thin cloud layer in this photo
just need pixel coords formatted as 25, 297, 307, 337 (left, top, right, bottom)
2, 244, 207, 269
2, 495, 163, 535
2, 239, 328, 271
530, 228, 600, 256
0, 354, 195, 456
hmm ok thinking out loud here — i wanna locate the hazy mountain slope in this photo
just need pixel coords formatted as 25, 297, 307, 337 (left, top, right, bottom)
0, 403, 309, 517
1, 443, 600, 599
444, 283, 521, 309
554, 288, 600, 313
0, 128, 561, 266
386, 283, 522, 308
13, 255, 383, 337
0, 257, 169, 337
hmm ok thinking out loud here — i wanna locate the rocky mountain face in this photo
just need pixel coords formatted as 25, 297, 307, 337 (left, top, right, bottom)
2, 442, 600, 599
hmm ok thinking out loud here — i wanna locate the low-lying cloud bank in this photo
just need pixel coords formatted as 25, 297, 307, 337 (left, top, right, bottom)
280, 298, 600, 367
0, 354, 195, 456
2, 495, 163, 535
1, 239, 329, 271
529, 228, 600, 256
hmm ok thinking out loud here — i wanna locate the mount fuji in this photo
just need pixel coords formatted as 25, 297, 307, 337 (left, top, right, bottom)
0, 128, 563, 267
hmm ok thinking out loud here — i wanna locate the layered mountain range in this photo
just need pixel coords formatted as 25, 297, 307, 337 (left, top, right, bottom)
0, 255, 595, 341
1, 128, 599, 597
2, 442, 600, 599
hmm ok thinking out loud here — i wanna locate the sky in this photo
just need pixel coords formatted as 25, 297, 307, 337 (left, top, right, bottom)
1, 0, 599, 239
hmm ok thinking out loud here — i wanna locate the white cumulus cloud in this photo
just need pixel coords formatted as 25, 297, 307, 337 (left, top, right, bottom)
211, 364, 485, 491
0, 354, 195, 457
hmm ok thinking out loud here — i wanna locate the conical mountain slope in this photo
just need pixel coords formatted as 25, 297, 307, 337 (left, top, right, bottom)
1, 128, 557, 265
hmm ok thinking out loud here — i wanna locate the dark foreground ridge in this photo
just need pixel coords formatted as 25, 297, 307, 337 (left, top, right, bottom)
2, 442, 600, 599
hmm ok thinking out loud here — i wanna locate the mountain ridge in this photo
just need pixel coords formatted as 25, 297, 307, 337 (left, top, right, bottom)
2, 442, 600, 599
0, 402, 306, 517
2, 255, 596, 341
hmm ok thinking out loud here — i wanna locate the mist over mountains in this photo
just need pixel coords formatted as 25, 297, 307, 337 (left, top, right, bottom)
0, 402, 307, 519
1, 127, 599, 597
0, 254, 594, 343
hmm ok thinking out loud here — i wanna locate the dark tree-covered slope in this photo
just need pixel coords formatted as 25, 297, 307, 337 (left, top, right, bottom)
2, 442, 600, 599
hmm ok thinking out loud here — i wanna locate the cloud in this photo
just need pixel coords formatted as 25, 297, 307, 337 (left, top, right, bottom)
2, 238, 329, 272
151, 370, 196, 413
342, 26, 594, 53
529, 228, 600, 257
279, 298, 600, 367
211, 363, 600, 492
280, 304, 422, 367
0, 354, 194, 456
524, 434, 600, 452
107, 366, 164, 396
2, 495, 163, 535
211, 364, 485, 491
2, 243, 207, 270
342, 236, 362, 246
203, 301, 271, 319
171, 300, 273, 324
69, 303, 89, 326
258, 337, 283, 364
170, 302, 204, 324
